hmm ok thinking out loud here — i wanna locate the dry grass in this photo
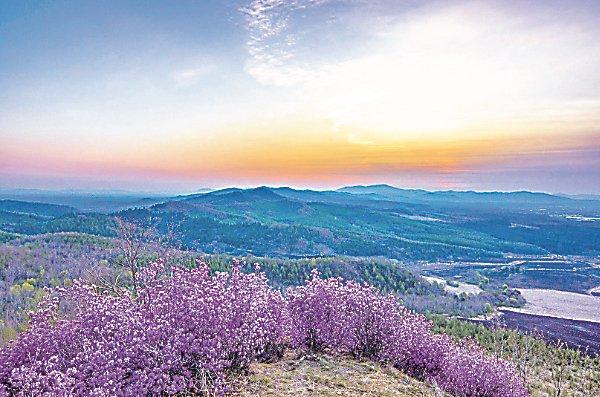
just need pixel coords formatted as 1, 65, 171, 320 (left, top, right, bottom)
232, 352, 445, 397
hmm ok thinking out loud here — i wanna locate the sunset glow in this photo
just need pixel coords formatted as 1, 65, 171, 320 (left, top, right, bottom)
1, 1, 599, 193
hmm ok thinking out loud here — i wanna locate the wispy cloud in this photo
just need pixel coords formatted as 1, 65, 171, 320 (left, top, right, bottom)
171, 65, 215, 86
240, 0, 329, 85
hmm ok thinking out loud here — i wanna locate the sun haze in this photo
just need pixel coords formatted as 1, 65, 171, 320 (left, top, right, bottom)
1, 0, 599, 193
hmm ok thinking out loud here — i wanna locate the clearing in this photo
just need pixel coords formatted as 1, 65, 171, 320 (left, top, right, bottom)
235, 352, 443, 396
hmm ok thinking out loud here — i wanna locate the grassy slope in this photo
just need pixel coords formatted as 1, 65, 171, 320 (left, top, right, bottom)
235, 352, 444, 397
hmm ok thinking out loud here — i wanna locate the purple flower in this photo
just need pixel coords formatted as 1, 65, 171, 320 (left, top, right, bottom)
0, 262, 528, 396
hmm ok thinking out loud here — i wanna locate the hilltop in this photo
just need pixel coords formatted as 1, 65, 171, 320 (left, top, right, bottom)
236, 352, 445, 396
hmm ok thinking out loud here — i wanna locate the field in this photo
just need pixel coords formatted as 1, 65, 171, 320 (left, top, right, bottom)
421, 258, 600, 294
422, 276, 483, 295
502, 288, 600, 323
490, 311, 600, 355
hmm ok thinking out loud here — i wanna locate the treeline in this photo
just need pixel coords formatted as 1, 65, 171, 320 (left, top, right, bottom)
198, 254, 524, 317
0, 233, 118, 344
202, 255, 437, 294
0, 211, 116, 237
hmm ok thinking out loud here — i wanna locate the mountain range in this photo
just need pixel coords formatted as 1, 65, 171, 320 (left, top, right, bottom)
1, 185, 599, 260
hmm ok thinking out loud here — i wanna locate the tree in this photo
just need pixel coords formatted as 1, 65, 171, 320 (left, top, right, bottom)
115, 217, 152, 297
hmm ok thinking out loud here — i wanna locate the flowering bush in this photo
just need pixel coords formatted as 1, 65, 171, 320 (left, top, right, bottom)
287, 270, 528, 397
435, 340, 529, 397
287, 272, 412, 358
0, 262, 527, 396
0, 260, 289, 396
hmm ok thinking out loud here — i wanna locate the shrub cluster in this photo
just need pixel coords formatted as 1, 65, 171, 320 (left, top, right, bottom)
0, 261, 288, 395
289, 271, 528, 397
0, 262, 527, 396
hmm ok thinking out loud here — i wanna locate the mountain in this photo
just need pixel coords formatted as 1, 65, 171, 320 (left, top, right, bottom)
339, 184, 574, 205
558, 193, 600, 201
0, 199, 115, 237
193, 186, 284, 202
112, 186, 600, 260
2, 186, 598, 260
0, 200, 77, 217
185, 186, 406, 209
420, 190, 572, 204
0, 190, 172, 213
338, 184, 428, 200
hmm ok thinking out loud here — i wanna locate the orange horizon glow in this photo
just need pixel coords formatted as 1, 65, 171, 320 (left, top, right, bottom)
4, 122, 598, 188
1, 1, 599, 193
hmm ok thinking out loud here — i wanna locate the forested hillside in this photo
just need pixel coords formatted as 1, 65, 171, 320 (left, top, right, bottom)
118, 186, 600, 259
2, 186, 598, 261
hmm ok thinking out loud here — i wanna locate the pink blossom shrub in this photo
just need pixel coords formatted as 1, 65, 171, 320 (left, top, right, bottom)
434, 339, 529, 397
0, 263, 528, 397
288, 271, 528, 397
0, 261, 289, 396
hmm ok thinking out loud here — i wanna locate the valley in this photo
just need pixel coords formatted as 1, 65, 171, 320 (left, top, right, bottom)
1, 185, 599, 353
0, 185, 599, 396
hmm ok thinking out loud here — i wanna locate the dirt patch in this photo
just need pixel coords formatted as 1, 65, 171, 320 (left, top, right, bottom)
234, 352, 444, 397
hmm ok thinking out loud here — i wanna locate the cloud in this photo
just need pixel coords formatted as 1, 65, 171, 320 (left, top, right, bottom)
240, 0, 330, 85
171, 65, 215, 86
240, 1, 600, 141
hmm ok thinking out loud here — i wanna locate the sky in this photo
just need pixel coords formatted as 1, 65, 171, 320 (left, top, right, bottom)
1, 0, 599, 194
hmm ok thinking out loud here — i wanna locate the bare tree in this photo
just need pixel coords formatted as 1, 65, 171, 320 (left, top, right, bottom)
510, 330, 538, 385
115, 217, 153, 297
86, 261, 126, 296
153, 220, 181, 262
550, 340, 574, 397
489, 317, 509, 359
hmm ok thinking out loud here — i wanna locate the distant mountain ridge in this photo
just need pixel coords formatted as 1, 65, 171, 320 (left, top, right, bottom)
0, 199, 78, 217
182, 184, 577, 204
110, 184, 599, 260
338, 184, 572, 204
2, 186, 599, 260
178, 186, 396, 208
